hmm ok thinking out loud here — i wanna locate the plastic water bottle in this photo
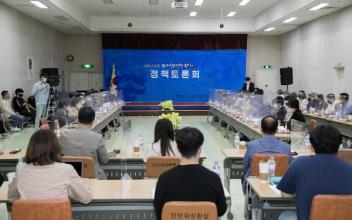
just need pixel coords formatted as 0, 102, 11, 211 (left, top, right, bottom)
268, 156, 276, 182
234, 133, 240, 149
17, 157, 23, 168
139, 134, 144, 152
212, 161, 221, 176
304, 134, 311, 147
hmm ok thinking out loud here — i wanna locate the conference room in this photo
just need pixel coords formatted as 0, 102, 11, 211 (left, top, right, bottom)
1, 0, 352, 220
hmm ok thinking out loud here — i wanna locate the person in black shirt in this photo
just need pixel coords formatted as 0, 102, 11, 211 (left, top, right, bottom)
153, 127, 227, 220
12, 88, 35, 122
284, 98, 306, 130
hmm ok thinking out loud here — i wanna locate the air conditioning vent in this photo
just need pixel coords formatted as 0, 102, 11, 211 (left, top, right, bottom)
102, 0, 114, 4
149, 0, 158, 5
55, 16, 69, 21
112, 11, 121, 16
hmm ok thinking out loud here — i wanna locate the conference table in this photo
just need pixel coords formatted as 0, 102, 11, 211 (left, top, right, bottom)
0, 179, 233, 220
304, 112, 352, 138
222, 148, 314, 193
207, 105, 291, 141
245, 178, 296, 220
66, 104, 124, 137
0, 149, 206, 181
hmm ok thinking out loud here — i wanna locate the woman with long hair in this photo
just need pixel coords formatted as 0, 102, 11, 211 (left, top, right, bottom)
143, 118, 180, 162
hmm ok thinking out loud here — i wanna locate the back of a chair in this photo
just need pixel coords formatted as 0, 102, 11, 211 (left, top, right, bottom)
337, 149, 352, 164
61, 156, 95, 178
308, 119, 318, 134
310, 195, 352, 220
12, 199, 72, 220
162, 201, 217, 220
251, 154, 289, 176
145, 156, 181, 178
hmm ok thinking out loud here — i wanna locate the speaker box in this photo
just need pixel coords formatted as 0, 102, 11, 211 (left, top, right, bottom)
280, 67, 293, 85
42, 68, 58, 76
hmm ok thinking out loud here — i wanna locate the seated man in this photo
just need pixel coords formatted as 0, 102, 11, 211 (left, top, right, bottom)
58, 106, 109, 179
12, 88, 35, 122
325, 93, 338, 115
51, 100, 75, 128
0, 90, 26, 131
276, 96, 287, 124
154, 127, 227, 220
277, 125, 352, 220
242, 116, 291, 192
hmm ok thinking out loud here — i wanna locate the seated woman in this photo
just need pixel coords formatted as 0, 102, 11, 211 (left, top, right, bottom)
143, 118, 181, 162
8, 129, 92, 204
284, 98, 306, 131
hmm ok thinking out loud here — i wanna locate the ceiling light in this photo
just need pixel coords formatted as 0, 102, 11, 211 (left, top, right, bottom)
264, 27, 275, 32
30, 1, 48, 9
283, 17, 298, 23
239, 0, 250, 6
227, 11, 237, 17
189, 11, 197, 16
309, 3, 329, 11
195, 0, 204, 6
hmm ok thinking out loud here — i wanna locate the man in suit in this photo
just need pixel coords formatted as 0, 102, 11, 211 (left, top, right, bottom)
58, 106, 109, 179
242, 76, 255, 93
50, 100, 75, 128
276, 96, 287, 124
242, 115, 291, 192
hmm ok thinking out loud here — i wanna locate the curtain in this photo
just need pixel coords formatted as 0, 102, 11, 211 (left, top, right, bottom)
102, 33, 247, 50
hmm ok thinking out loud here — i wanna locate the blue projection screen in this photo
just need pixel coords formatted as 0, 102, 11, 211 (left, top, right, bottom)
103, 49, 246, 102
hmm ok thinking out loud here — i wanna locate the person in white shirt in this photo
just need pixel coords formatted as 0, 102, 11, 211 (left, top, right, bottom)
325, 93, 338, 115
143, 118, 181, 162
31, 73, 50, 129
0, 90, 26, 131
298, 90, 308, 111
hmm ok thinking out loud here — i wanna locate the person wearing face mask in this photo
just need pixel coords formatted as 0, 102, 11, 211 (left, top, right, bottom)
31, 73, 50, 129
50, 100, 75, 129
325, 94, 338, 115
284, 98, 306, 130
298, 90, 308, 111
336, 93, 352, 116
0, 90, 26, 131
242, 76, 255, 93
315, 94, 328, 111
276, 96, 287, 124
12, 88, 36, 122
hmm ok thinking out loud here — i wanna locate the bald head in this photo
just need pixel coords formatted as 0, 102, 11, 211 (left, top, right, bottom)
261, 116, 278, 135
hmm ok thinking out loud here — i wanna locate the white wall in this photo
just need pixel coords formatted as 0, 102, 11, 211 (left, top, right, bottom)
63, 34, 102, 91
0, 3, 64, 96
281, 6, 352, 95
246, 36, 281, 79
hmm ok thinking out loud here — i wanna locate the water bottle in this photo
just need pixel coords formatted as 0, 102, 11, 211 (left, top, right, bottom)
234, 133, 240, 149
139, 134, 144, 152
304, 134, 311, 148
17, 157, 23, 168
268, 156, 276, 182
212, 161, 221, 176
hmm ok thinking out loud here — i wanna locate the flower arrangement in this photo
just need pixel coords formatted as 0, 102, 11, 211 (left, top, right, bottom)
159, 100, 174, 111
159, 112, 182, 130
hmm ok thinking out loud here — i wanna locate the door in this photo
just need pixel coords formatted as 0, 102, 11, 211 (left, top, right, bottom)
70, 72, 89, 91
89, 73, 103, 91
